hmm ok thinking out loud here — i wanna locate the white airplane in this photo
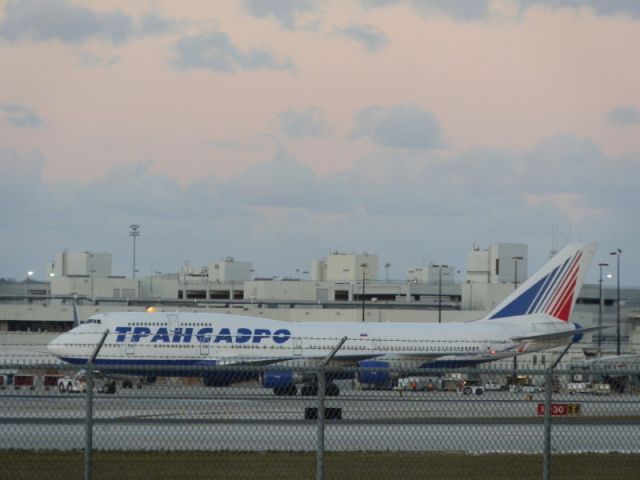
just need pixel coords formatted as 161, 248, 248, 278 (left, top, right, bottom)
48, 243, 601, 395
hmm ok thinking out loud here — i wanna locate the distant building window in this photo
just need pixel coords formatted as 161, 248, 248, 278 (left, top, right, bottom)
8, 321, 71, 332
495, 259, 499, 275
335, 290, 348, 301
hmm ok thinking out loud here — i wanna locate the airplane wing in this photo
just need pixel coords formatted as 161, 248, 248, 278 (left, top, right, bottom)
510, 324, 613, 343
213, 350, 450, 368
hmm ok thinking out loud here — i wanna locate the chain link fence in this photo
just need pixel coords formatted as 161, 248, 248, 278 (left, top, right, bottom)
2, 357, 640, 479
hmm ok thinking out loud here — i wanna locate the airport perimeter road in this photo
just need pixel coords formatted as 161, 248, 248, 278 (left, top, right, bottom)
2, 385, 640, 453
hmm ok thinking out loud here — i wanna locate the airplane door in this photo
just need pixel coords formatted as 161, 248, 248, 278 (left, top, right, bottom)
125, 341, 135, 355
167, 314, 179, 332
293, 337, 303, 357
200, 340, 209, 356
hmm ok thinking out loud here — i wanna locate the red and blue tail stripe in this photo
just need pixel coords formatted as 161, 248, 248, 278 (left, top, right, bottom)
489, 249, 584, 322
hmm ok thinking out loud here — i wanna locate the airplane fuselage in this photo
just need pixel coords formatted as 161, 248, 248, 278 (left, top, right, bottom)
48, 311, 575, 369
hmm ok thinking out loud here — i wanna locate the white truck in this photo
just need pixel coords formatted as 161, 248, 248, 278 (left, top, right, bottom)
567, 382, 611, 395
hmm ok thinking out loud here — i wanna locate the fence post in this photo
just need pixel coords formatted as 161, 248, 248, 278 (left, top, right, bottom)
543, 368, 553, 480
83, 330, 108, 480
84, 365, 95, 480
315, 336, 346, 480
316, 365, 326, 480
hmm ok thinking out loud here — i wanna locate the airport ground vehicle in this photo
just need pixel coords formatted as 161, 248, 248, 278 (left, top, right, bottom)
459, 379, 484, 395
58, 373, 86, 393
460, 385, 484, 395
57, 371, 116, 394
509, 384, 544, 393
397, 376, 440, 391
567, 382, 610, 395
483, 381, 506, 391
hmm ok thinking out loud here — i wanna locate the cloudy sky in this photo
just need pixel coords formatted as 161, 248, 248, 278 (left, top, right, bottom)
1, 0, 639, 285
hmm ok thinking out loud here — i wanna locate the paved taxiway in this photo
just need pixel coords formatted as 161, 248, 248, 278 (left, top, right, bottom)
2, 384, 640, 453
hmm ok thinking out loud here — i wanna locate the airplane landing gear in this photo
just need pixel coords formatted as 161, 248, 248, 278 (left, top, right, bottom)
101, 380, 116, 394
300, 382, 340, 396
273, 385, 297, 396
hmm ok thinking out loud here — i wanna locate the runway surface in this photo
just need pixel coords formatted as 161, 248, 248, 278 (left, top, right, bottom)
2, 383, 639, 453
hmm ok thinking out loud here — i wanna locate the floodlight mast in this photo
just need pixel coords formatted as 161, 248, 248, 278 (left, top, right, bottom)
129, 225, 140, 279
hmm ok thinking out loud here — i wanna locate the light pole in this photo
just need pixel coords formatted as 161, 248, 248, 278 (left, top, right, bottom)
597, 263, 608, 350
129, 224, 140, 279
360, 263, 368, 323
434, 265, 448, 323
610, 249, 622, 355
511, 256, 523, 378
512, 256, 523, 290
384, 263, 391, 282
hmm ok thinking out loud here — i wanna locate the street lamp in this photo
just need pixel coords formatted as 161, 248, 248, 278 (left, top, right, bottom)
597, 263, 609, 350
434, 265, 448, 323
609, 249, 622, 355
384, 263, 391, 282
360, 263, 368, 323
511, 256, 523, 377
512, 256, 524, 290
129, 224, 140, 279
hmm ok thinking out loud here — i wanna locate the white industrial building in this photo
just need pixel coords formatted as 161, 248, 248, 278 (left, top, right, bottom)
407, 264, 455, 284
461, 243, 528, 311
311, 252, 379, 282
47, 251, 138, 300
48, 251, 112, 278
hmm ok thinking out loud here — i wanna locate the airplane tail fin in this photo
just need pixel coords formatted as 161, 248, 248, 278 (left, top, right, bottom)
482, 243, 597, 322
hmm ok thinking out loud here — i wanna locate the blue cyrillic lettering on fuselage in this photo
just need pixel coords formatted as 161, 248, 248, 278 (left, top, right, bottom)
132, 327, 151, 342
112, 326, 292, 345
214, 328, 233, 343
151, 328, 170, 343
173, 328, 193, 343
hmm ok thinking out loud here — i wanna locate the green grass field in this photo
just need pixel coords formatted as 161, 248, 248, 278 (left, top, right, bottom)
3, 451, 640, 479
